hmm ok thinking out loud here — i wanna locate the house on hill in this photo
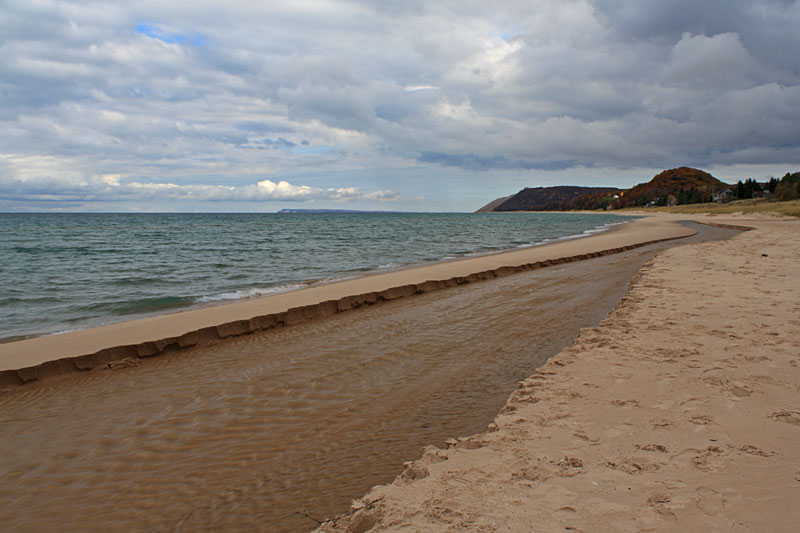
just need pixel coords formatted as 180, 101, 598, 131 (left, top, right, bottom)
712, 188, 733, 202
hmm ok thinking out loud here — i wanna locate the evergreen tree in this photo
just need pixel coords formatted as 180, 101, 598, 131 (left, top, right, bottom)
735, 180, 745, 199
775, 171, 800, 200
768, 177, 779, 193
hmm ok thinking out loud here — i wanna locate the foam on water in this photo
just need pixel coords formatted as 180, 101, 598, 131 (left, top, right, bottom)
197, 284, 308, 302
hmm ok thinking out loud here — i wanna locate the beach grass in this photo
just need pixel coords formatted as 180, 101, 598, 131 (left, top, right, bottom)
619, 198, 800, 218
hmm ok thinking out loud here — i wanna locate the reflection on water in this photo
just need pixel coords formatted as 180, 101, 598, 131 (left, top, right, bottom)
0, 224, 736, 531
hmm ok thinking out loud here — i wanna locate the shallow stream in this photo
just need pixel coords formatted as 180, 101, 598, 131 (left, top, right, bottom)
0, 222, 737, 531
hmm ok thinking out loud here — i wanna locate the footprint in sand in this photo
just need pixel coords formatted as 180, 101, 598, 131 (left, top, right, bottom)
635, 444, 668, 453
744, 354, 770, 363
689, 414, 714, 425
647, 492, 677, 521
702, 376, 727, 387
680, 397, 704, 411
611, 373, 633, 382
726, 384, 752, 397
651, 418, 673, 428
739, 445, 774, 457
572, 430, 600, 444
768, 410, 800, 426
553, 507, 579, 531
694, 487, 726, 517
605, 457, 660, 475
554, 457, 585, 477
647, 492, 671, 504
692, 447, 726, 472
511, 465, 551, 483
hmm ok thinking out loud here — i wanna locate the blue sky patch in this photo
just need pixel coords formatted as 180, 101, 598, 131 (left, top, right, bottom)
292, 145, 337, 155
136, 23, 207, 46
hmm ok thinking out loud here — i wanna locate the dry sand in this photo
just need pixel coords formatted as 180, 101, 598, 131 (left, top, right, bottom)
319, 213, 800, 532
0, 215, 693, 385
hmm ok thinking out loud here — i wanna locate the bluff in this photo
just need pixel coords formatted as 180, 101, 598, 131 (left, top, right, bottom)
487, 186, 621, 212
476, 195, 513, 212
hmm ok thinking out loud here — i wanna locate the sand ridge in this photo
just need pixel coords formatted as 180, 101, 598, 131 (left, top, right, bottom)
318, 213, 800, 532
0, 216, 694, 386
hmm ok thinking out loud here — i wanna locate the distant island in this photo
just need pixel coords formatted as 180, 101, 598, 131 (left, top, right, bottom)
277, 208, 404, 214
478, 167, 800, 212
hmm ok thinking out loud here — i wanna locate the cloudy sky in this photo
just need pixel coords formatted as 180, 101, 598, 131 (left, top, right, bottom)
2, 0, 799, 212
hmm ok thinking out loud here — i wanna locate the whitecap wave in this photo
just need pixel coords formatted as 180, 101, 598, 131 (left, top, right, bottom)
197, 284, 307, 303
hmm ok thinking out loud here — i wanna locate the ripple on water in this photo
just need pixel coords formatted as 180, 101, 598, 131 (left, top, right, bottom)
0, 225, 740, 531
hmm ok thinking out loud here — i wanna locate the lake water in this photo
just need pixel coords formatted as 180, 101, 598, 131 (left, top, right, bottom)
0, 212, 629, 341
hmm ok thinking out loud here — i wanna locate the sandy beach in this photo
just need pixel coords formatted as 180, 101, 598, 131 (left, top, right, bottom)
2, 212, 797, 531
0, 214, 718, 531
319, 213, 800, 532
5, 2, 799, 531
0, 215, 693, 385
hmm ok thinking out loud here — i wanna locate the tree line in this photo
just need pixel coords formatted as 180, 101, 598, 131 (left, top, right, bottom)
734, 173, 799, 201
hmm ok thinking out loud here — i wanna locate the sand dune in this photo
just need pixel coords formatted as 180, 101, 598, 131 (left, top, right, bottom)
318, 213, 800, 532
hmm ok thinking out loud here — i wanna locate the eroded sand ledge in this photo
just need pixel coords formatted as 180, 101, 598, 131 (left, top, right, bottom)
0, 217, 696, 386
319, 213, 800, 532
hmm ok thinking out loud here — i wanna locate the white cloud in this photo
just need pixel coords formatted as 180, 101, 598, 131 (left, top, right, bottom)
0, 171, 402, 208
1, 0, 799, 210
403, 85, 439, 92
665, 32, 753, 88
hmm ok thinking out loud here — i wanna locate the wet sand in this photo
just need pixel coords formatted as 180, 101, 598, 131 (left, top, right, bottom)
0, 222, 732, 531
320, 214, 800, 532
0, 215, 694, 384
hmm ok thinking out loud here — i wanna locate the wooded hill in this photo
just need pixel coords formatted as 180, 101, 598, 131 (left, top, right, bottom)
616, 167, 727, 208
477, 186, 621, 212
477, 167, 730, 212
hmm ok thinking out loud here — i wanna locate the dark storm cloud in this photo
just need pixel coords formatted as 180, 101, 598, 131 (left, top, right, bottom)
1, 0, 798, 210
593, 0, 800, 82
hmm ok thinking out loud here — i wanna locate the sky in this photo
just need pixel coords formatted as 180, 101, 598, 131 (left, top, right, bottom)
1, 0, 799, 212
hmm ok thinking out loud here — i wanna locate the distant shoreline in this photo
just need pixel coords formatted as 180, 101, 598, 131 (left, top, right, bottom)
276, 208, 408, 214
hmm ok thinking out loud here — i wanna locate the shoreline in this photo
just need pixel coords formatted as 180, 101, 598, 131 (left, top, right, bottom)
319, 212, 800, 532
0, 216, 695, 385
0, 220, 734, 531
0, 212, 628, 345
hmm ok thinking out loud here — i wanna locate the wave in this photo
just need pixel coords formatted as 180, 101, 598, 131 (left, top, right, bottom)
196, 284, 308, 303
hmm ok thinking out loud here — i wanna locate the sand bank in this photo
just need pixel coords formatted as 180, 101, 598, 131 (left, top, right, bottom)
319, 213, 800, 532
3, 231, 726, 531
0, 216, 694, 385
